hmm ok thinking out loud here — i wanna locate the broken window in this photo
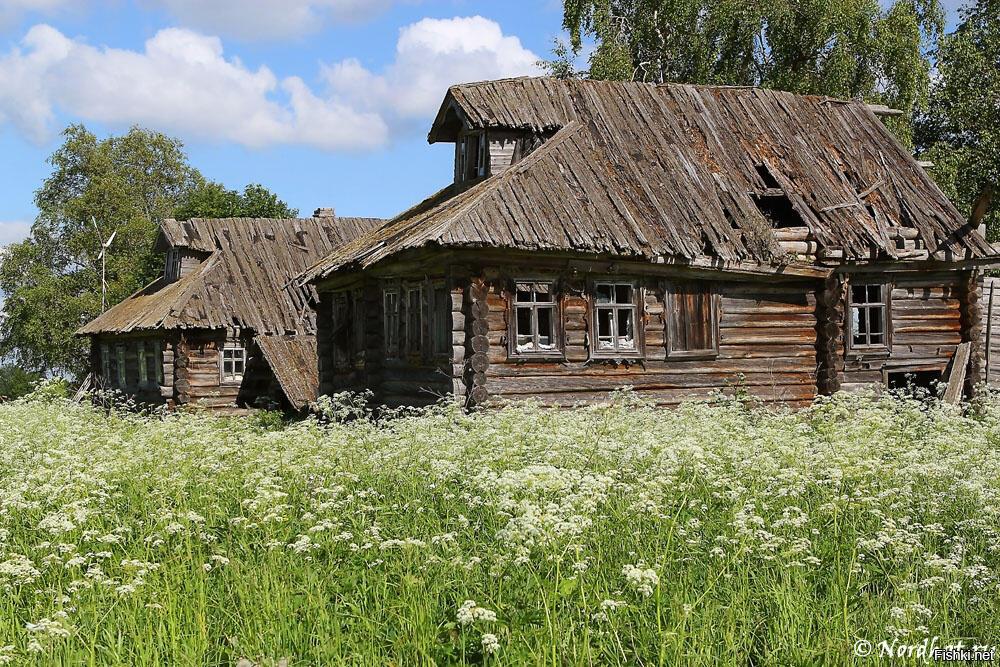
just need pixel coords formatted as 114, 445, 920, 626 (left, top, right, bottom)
431, 285, 450, 356
383, 289, 400, 359
512, 281, 559, 355
849, 283, 889, 350
165, 248, 182, 281
593, 282, 639, 356
220, 346, 245, 384
667, 282, 718, 358
456, 133, 487, 182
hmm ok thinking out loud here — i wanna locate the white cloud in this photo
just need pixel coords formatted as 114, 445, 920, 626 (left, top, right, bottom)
0, 221, 31, 246
149, 0, 401, 40
0, 24, 388, 150
0, 17, 541, 151
324, 16, 544, 127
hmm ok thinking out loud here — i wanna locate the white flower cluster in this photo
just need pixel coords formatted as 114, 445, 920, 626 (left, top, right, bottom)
622, 564, 659, 598
456, 600, 497, 627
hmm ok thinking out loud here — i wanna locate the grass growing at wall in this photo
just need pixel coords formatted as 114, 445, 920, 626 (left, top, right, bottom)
0, 388, 999, 665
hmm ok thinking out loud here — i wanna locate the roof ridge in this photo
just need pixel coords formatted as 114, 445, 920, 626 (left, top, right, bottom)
303, 122, 587, 281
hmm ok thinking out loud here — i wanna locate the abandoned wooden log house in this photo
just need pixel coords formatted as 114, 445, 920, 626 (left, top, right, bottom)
298, 76, 999, 409
77, 211, 381, 412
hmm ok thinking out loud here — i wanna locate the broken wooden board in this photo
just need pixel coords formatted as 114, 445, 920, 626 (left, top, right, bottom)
943, 342, 971, 404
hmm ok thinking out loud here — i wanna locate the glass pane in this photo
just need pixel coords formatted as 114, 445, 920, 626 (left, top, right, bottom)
868, 307, 884, 335
852, 285, 867, 305
615, 284, 632, 304
234, 359, 244, 375
617, 309, 635, 349
537, 307, 554, 349
516, 288, 532, 303
534, 289, 552, 303
869, 333, 884, 345
516, 307, 532, 350
597, 308, 614, 349
596, 284, 613, 304
867, 285, 882, 303
851, 307, 861, 337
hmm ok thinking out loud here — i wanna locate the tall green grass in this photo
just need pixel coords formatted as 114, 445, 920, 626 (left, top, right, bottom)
0, 388, 998, 665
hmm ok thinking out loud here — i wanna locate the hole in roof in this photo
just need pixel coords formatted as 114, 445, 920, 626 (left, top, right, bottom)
752, 193, 804, 229
755, 164, 780, 189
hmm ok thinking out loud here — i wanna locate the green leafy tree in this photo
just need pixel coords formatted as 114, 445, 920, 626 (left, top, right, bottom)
0, 125, 198, 376
557, 0, 944, 144
915, 0, 999, 237
0, 364, 42, 400
174, 180, 298, 220
0, 124, 298, 377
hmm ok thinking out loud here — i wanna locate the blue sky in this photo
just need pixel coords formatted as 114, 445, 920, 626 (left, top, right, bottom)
0, 0, 970, 248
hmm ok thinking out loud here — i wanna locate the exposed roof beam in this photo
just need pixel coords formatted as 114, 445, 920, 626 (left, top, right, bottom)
866, 104, 905, 117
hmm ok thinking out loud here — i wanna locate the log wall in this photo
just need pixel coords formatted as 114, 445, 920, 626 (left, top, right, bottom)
477, 274, 819, 408
840, 272, 966, 391
981, 276, 1000, 387
174, 331, 248, 409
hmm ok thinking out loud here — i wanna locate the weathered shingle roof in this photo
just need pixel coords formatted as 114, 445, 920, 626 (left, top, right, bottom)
255, 335, 319, 410
79, 216, 381, 335
302, 77, 992, 282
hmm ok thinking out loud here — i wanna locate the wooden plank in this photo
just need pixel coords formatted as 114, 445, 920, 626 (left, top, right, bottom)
944, 342, 971, 404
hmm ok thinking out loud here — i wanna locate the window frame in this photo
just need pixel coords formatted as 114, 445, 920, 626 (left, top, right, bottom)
665, 281, 720, 360
100, 343, 111, 382
219, 345, 246, 385
404, 285, 424, 357
429, 282, 451, 358
383, 288, 401, 360
331, 289, 352, 370
115, 345, 127, 387
165, 248, 182, 281
508, 279, 563, 360
590, 280, 643, 359
847, 280, 892, 355
137, 341, 148, 385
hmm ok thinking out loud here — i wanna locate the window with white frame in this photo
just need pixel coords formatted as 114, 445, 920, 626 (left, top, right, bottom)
512, 281, 559, 355
115, 345, 126, 387
384, 289, 400, 359
593, 282, 639, 355
849, 283, 889, 350
220, 346, 245, 384
405, 286, 423, 355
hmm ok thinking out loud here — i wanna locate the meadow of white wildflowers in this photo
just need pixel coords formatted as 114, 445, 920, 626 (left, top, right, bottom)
1, 387, 999, 665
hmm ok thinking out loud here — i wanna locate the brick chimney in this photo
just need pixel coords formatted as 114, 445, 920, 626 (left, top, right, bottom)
313, 207, 336, 218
